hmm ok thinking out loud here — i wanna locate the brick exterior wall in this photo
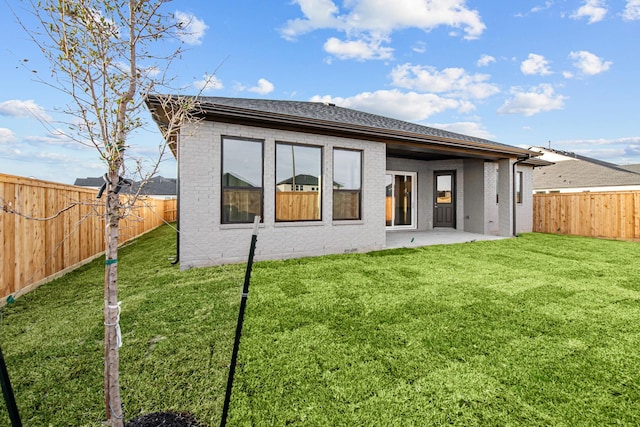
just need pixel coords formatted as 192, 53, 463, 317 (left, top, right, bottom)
177, 121, 533, 268
178, 121, 386, 268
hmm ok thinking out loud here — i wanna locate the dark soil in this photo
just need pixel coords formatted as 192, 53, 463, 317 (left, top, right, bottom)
125, 412, 206, 427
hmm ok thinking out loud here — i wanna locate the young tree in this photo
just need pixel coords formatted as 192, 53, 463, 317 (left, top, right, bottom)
14, 1, 204, 425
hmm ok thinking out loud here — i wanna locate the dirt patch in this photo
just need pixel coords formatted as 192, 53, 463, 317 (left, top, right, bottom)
126, 411, 206, 427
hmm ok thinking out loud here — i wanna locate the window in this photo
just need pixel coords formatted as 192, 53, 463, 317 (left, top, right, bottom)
275, 142, 322, 221
222, 137, 263, 223
333, 149, 362, 220
515, 171, 523, 204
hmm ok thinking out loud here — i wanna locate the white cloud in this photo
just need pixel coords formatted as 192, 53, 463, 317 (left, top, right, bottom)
477, 54, 496, 67
569, 50, 612, 75
0, 99, 52, 121
282, 0, 486, 40
194, 73, 223, 92
412, 41, 427, 54
545, 138, 640, 164
497, 84, 567, 116
623, 0, 640, 20
0, 128, 17, 144
324, 36, 394, 60
428, 121, 495, 140
281, 0, 486, 61
175, 11, 208, 45
553, 136, 640, 147
516, 1, 554, 17
248, 79, 275, 95
390, 63, 500, 99
310, 89, 466, 122
280, 0, 342, 40
571, 0, 607, 23
521, 53, 552, 76
24, 129, 82, 149
531, 1, 554, 13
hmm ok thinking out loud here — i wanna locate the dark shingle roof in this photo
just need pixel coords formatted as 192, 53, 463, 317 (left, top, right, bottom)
277, 174, 319, 186
194, 96, 525, 153
621, 164, 640, 174
534, 158, 640, 190
74, 177, 104, 187
74, 176, 177, 195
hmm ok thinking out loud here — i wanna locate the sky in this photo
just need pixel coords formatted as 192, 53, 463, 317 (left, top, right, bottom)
1, 0, 639, 184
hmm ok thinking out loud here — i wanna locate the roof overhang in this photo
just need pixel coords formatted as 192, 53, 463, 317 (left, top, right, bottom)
146, 94, 540, 161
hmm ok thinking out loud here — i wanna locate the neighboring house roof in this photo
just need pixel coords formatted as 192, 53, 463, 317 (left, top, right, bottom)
222, 172, 256, 187
146, 95, 539, 161
73, 177, 104, 187
530, 147, 640, 192
621, 164, 640, 173
74, 176, 177, 195
277, 174, 319, 186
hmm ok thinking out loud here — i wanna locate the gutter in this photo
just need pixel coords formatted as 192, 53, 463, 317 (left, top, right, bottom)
512, 155, 532, 236
171, 133, 180, 265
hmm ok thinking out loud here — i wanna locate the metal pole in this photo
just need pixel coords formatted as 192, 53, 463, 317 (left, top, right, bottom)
0, 346, 22, 427
220, 216, 260, 427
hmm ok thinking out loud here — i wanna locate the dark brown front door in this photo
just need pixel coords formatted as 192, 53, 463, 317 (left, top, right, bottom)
434, 171, 455, 228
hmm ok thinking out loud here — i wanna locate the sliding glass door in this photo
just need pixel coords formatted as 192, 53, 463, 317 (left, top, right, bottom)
385, 171, 417, 229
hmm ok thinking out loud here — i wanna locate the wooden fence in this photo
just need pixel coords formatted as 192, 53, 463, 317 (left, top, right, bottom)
0, 173, 177, 302
533, 191, 640, 241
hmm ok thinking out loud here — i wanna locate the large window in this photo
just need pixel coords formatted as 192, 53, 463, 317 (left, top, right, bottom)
222, 137, 263, 223
333, 149, 362, 220
275, 142, 321, 221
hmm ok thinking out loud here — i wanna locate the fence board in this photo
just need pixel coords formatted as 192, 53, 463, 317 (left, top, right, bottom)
533, 191, 640, 241
276, 192, 320, 221
0, 173, 177, 302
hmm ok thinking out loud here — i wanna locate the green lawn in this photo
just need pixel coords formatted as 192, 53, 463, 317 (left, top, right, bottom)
0, 225, 639, 426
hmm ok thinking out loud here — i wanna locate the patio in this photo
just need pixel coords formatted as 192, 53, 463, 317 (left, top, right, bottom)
385, 228, 508, 249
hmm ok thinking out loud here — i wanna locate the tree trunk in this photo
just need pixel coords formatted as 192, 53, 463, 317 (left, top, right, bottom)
104, 170, 124, 426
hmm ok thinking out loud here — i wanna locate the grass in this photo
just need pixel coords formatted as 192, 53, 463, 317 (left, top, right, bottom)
0, 225, 639, 426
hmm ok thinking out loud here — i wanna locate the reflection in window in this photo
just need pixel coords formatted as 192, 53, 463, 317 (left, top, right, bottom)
222, 137, 262, 223
333, 149, 362, 220
436, 175, 452, 203
276, 142, 321, 221
516, 171, 523, 204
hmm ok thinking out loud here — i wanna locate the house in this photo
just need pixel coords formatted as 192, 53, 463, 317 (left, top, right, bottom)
276, 174, 323, 192
621, 164, 640, 174
529, 147, 640, 193
74, 175, 177, 197
146, 95, 542, 268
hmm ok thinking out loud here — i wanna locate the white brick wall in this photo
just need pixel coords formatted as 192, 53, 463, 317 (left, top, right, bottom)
178, 121, 386, 268
177, 120, 534, 267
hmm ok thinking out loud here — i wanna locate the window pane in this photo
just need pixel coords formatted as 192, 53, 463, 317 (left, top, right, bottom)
436, 175, 452, 204
516, 171, 523, 204
394, 175, 412, 226
276, 143, 321, 221
222, 138, 262, 223
333, 149, 362, 220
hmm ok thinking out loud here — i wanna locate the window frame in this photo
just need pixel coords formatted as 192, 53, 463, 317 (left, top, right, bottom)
221, 136, 264, 224
275, 141, 323, 222
333, 148, 363, 221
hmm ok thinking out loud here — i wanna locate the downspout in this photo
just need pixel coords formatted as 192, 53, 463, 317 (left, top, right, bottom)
171, 135, 180, 265
512, 155, 531, 236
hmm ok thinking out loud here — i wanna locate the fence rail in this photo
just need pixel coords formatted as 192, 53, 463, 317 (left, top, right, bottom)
533, 191, 640, 240
1, 173, 177, 302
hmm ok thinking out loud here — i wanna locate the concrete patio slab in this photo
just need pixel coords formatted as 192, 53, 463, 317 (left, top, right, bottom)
385, 229, 508, 249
